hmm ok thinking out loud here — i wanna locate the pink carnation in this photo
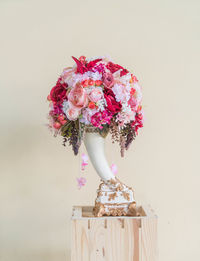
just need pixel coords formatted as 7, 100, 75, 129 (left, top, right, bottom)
91, 110, 112, 129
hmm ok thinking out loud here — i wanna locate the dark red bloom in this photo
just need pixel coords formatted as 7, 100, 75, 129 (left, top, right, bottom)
86, 59, 102, 71
50, 78, 67, 103
72, 56, 88, 74
106, 62, 123, 73
104, 88, 122, 114
50, 104, 63, 115
93, 63, 105, 73
106, 62, 129, 77
72, 56, 102, 74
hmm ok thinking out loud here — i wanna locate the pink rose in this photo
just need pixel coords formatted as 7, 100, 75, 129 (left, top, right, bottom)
89, 88, 103, 103
68, 83, 88, 109
66, 107, 80, 121
102, 72, 114, 88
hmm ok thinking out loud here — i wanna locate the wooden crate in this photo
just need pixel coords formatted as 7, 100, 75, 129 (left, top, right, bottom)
71, 205, 157, 261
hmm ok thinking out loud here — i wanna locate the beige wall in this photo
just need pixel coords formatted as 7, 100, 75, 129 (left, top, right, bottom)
0, 0, 200, 260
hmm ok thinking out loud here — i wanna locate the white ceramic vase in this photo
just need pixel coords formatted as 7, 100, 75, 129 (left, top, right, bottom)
83, 131, 115, 182
83, 130, 136, 217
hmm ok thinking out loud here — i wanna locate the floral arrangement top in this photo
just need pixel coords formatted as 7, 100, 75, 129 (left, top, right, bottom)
47, 56, 143, 156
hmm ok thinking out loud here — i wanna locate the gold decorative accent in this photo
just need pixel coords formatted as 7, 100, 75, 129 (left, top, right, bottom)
108, 192, 117, 201
127, 202, 137, 216
97, 191, 103, 197
122, 191, 130, 201
85, 126, 99, 133
93, 177, 137, 217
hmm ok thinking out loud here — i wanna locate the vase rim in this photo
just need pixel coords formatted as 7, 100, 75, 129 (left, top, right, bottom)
85, 125, 99, 133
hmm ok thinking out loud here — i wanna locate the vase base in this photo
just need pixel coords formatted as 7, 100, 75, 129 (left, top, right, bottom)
93, 178, 137, 217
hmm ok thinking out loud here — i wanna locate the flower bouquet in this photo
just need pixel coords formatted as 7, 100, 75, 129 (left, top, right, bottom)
47, 55, 143, 216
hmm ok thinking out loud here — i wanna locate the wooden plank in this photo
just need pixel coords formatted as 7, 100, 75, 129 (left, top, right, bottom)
71, 219, 90, 261
72, 206, 82, 219
141, 216, 158, 261
73, 205, 147, 219
88, 219, 106, 260
71, 205, 157, 261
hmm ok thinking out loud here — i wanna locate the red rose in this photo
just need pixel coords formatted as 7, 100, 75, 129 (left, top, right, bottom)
104, 88, 122, 114
50, 78, 67, 103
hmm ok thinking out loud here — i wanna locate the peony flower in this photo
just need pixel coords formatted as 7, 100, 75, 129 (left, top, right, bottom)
89, 88, 103, 103
50, 78, 67, 103
65, 107, 80, 121
102, 72, 114, 88
104, 88, 122, 114
68, 83, 88, 109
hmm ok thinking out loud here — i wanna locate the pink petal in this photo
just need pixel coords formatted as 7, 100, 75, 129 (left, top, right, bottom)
77, 177, 87, 189
111, 163, 118, 175
81, 153, 89, 162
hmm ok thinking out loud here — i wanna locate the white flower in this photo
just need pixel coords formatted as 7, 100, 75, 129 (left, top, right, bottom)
112, 83, 130, 103
134, 82, 142, 103
86, 71, 102, 81
96, 98, 106, 112
62, 101, 69, 116
120, 72, 132, 84
116, 110, 136, 125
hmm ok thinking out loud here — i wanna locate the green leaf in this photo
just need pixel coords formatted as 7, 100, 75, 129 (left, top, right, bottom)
99, 125, 109, 138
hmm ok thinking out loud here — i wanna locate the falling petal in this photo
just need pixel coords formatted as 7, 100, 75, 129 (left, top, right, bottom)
81, 162, 88, 171
81, 153, 89, 162
81, 153, 89, 171
111, 163, 118, 176
77, 177, 87, 189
